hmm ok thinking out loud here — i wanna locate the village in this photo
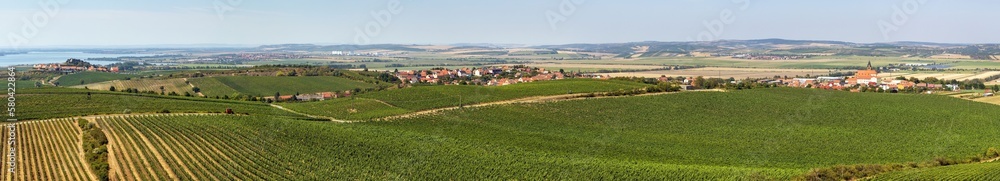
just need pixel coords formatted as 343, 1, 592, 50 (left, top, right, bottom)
393, 65, 575, 86
749, 61, 995, 95
32, 58, 120, 73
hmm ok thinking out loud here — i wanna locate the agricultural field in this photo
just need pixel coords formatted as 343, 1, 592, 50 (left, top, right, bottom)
57, 72, 137, 87
11, 88, 998, 180
189, 76, 376, 97
281, 79, 649, 120
607, 67, 842, 79
70, 78, 193, 95
545, 55, 1000, 69
498, 63, 666, 72
278, 98, 409, 120
373, 88, 1000, 179
1, 119, 96, 181
889, 71, 1000, 81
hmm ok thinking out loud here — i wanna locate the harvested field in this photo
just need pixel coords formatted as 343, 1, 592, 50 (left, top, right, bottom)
499, 63, 665, 70
606, 67, 841, 78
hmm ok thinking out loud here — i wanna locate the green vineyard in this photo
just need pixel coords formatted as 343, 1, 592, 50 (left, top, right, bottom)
189, 76, 377, 97
281, 79, 649, 120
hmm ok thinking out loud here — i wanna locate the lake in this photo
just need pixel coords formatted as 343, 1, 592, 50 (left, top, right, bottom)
0, 52, 159, 67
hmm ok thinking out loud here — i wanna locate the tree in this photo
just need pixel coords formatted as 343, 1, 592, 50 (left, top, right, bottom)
80, 80, 85, 85
184, 92, 192, 97
192, 87, 201, 93
275, 92, 281, 102
923, 77, 939, 84
109, 86, 116, 92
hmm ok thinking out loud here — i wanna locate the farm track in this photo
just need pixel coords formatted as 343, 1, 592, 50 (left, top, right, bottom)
49, 75, 63, 86
183, 78, 205, 97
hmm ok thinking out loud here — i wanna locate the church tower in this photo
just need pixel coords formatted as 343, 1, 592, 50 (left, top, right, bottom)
866, 61, 873, 70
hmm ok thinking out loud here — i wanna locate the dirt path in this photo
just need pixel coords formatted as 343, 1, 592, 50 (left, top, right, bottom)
183, 78, 205, 97
269, 104, 349, 123
74, 119, 101, 181
49, 75, 63, 86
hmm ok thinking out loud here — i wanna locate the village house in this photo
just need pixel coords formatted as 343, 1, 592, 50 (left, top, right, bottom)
847, 61, 879, 85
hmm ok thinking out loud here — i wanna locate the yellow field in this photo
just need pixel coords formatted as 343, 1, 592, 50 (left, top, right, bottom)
500, 63, 665, 70
895, 71, 1000, 81
973, 95, 1000, 105
606, 67, 841, 78
930, 53, 972, 59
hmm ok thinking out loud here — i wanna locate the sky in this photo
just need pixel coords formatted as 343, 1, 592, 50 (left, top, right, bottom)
0, 0, 997, 48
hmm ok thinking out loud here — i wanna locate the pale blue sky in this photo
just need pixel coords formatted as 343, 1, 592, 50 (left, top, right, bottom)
0, 0, 996, 47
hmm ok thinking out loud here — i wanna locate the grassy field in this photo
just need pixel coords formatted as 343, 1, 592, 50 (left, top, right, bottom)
190, 76, 376, 97
281, 79, 649, 120
873, 162, 1000, 180
57, 72, 137, 87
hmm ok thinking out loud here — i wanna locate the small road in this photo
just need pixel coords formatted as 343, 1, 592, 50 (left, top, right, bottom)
49, 75, 64, 86
183, 78, 205, 97
269, 104, 350, 123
